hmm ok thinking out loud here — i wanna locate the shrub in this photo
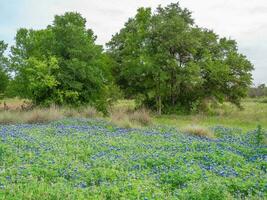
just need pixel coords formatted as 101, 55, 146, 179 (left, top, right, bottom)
255, 125, 265, 145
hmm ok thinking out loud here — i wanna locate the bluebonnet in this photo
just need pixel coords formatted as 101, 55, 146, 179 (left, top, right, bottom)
0, 119, 266, 198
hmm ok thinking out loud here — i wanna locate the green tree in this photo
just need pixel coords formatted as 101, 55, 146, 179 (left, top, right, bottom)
0, 41, 9, 97
108, 3, 253, 114
107, 8, 153, 97
10, 12, 114, 111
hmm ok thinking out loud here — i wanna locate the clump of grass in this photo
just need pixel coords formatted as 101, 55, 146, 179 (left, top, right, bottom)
0, 107, 65, 125
63, 108, 80, 118
113, 118, 133, 129
80, 106, 100, 118
110, 107, 151, 128
64, 106, 101, 118
110, 107, 131, 128
182, 125, 215, 138
0, 111, 22, 124
24, 107, 64, 124
0, 105, 104, 125
129, 109, 151, 126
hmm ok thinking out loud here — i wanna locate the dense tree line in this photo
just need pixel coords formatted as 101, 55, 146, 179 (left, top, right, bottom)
249, 84, 267, 98
0, 3, 254, 114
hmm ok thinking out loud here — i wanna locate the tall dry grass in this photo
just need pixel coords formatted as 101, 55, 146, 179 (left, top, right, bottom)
63, 106, 100, 118
25, 107, 63, 124
110, 107, 152, 128
0, 105, 151, 128
182, 125, 215, 138
0, 106, 101, 125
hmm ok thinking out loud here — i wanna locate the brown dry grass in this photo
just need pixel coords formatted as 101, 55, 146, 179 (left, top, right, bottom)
110, 107, 152, 128
129, 109, 151, 126
24, 107, 63, 124
0, 105, 101, 125
0, 98, 31, 111
182, 125, 215, 138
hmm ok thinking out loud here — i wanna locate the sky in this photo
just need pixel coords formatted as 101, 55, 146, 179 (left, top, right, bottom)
1, 0, 266, 85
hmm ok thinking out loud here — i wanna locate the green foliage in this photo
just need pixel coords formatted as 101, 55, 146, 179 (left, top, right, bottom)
108, 3, 254, 114
9, 12, 115, 111
0, 119, 266, 199
0, 41, 9, 98
255, 125, 265, 145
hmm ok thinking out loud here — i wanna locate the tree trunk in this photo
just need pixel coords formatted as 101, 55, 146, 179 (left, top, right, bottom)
158, 93, 162, 115
171, 69, 176, 106
156, 72, 162, 115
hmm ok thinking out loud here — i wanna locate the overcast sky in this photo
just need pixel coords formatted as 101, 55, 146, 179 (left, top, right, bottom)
1, 0, 266, 85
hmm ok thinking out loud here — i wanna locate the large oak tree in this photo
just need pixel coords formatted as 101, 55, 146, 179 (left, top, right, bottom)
107, 3, 254, 114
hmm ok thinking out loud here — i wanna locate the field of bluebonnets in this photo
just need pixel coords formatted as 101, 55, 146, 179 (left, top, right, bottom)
0, 118, 266, 199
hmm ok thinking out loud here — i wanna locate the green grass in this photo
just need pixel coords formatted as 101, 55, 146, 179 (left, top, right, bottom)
154, 99, 267, 132
108, 98, 267, 131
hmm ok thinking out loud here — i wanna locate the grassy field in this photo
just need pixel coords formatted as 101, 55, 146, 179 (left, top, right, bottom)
114, 98, 267, 132
0, 118, 266, 199
154, 99, 267, 132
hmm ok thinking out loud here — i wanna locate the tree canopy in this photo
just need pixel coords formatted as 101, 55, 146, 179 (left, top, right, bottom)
10, 12, 114, 111
107, 3, 254, 114
0, 4, 255, 113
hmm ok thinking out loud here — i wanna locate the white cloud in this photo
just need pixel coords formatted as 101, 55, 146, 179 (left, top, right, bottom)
1, 0, 266, 84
